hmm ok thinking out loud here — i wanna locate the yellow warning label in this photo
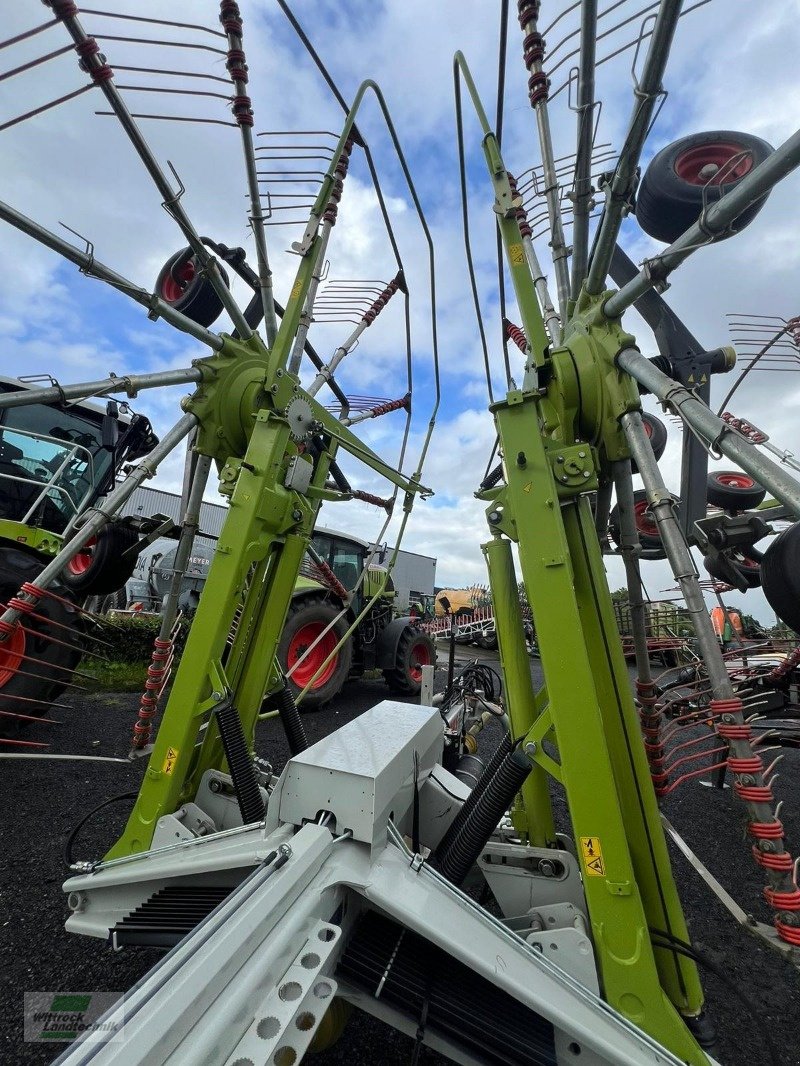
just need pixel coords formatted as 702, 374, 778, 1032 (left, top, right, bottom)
162, 746, 179, 776
290, 278, 304, 300
687, 373, 694, 383
580, 836, 606, 877
509, 242, 524, 266
523, 482, 532, 493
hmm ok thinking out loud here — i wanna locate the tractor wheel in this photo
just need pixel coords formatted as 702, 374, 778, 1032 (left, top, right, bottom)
703, 547, 763, 589
155, 248, 229, 328
706, 470, 767, 511
0, 545, 84, 733
762, 525, 800, 633
476, 631, 498, 650
636, 130, 773, 244
279, 595, 352, 710
631, 412, 668, 473
609, 489, 663, 549
383, 627, 435, 696
61, 523, 140, 598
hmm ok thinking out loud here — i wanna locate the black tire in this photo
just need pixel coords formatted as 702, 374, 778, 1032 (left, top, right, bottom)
0, 545, 84, 733
476, 631, 498, 650
706, 470, 767, 511
762, 525, 800, 633
609, 489, 662, 549
703, 546, 763, 589
61, 523, 140, 597
636, 130, 774, 244
631, 412, 668, 474
383, 627, 436, 696
101, 587, 128, 613
155, 248, 229, 328
278, 595, 352, 710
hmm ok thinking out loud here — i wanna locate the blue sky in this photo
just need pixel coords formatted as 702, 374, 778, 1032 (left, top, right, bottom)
2, 1, 800, 620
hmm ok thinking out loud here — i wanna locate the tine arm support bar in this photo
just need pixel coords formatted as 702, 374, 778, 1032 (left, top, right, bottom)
617, 348, 800, 517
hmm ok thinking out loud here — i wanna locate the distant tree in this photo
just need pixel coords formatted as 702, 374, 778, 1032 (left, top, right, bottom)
610, 587, 629, 604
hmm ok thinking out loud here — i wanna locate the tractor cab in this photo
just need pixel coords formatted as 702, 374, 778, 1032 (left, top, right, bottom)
310, 528, 394, 616
0, 377, 157, 553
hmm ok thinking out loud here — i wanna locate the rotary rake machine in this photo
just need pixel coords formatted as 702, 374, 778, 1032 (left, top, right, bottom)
3, 3, 800, 1066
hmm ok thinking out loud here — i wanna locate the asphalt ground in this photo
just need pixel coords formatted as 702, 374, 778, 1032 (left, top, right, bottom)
1, 645, 799, 1066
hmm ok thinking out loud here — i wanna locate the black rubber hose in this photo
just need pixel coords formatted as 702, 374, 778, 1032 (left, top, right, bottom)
273, 682, 308, 755
215, 703, 265, 825
434, 732, 512, 860
436, 746, 530, 887
63, 791, 138, 871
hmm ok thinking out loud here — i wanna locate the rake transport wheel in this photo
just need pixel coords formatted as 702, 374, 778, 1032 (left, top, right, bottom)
703, 546, 763, 589
155, 248, 230, 329
630, 412, 667, 473
278, 595, 352, 710
706, 470, 768, 511
0, 545, 83, 734
636, 130, 774, 244
61, 523, 140, 598
383, 626, 435, 696
761, 523, 800, 633
609, 488, 664, 550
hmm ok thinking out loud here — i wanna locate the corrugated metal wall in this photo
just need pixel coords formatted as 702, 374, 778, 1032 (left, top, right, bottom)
121, 486, 437, 607
117, 485, 228, 538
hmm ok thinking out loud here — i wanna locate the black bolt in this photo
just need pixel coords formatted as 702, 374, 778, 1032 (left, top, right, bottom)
516, 451, 527, 467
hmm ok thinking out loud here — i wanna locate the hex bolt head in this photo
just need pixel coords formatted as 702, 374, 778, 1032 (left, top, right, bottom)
524, 741, 537, 756
292, 509, 302, 521
488, 510, 502, 524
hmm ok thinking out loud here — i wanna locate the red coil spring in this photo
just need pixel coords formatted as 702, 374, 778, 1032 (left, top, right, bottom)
219, 0, 244, 36
362, 276, 400, 326
506, 172, 533, 239
75, 36, 113, 84
324, 140, 353, 225
517, 2, 541, 30
48, 1, 79, 18
131, 636, 173, 749
766, 643, 800, 683
505, 319, 528, 353
352, 490, 392, 513
369, 394, 410, 417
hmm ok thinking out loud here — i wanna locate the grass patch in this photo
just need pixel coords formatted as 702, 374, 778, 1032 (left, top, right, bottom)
81, 658, 149, 692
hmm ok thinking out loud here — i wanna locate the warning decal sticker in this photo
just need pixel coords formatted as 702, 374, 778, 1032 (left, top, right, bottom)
162, 747, 179, 776
580, 836, 606, 877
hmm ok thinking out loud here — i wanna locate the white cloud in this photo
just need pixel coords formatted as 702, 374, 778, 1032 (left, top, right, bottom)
1, 2, 799, 620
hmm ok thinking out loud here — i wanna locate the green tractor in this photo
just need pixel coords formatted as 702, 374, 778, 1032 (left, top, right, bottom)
279, 527, 436, 709
0, 376, 157, 727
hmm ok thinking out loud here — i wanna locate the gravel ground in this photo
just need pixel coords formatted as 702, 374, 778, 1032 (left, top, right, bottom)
1, 647, 799, 1066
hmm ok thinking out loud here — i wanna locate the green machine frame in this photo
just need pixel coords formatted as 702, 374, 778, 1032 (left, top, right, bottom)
457, 54, 707, 1061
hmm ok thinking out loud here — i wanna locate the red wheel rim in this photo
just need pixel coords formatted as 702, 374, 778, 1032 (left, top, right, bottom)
634, 500, 660, 539
674, 143, 753, 186
161, 258, 196, 303
643, 419, 653, 438
66, 536, 96, 576
715, 472, 755, 490
408, 639, 431, 683
0, 623, 25, 688
287, 622, 338, 689
734, 553, 759, 570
